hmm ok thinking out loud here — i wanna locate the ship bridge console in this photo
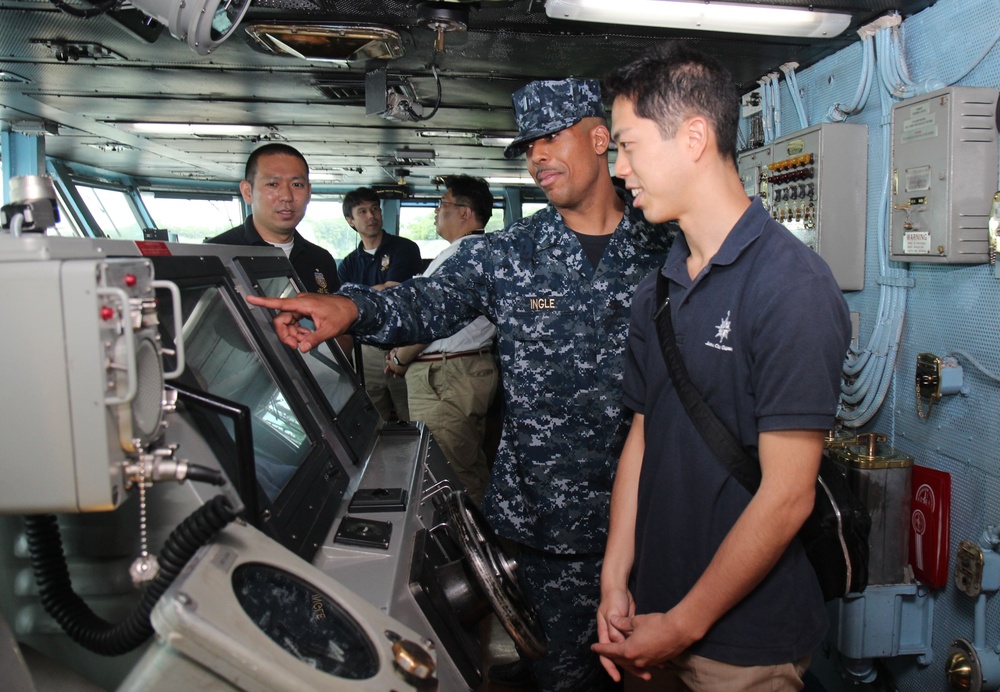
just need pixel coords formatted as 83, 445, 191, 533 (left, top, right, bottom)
0, 224, 542, 690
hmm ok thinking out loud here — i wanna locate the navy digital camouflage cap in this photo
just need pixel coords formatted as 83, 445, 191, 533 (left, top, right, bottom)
503, 78, 606, 159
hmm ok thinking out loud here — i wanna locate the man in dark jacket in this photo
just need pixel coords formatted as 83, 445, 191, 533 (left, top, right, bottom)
207, 143, 340, 295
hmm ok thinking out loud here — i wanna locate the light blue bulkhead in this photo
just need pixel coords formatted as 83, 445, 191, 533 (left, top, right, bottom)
747, 0, 1000, 688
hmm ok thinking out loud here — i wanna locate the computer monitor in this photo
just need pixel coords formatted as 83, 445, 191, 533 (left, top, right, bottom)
232, 254, 381, 465
150, 255, 348, 560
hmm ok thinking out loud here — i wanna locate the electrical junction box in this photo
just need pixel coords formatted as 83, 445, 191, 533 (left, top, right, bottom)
737, 144, 770, 199
736, 123, 868, 291
889, 86, 999, 263
0, 236, 175, 513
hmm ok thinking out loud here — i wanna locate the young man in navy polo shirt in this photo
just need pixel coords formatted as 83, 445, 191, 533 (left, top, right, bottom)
593, 47, 850, 690
338, 187, 422, 422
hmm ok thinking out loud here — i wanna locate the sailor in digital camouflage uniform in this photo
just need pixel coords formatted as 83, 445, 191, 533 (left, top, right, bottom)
246, 78, 672, 692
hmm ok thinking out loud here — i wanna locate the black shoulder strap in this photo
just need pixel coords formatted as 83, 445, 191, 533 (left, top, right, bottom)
654, 273, 762, 494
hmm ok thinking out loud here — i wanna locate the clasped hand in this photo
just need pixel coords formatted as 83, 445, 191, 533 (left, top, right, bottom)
594, 594, 697, 682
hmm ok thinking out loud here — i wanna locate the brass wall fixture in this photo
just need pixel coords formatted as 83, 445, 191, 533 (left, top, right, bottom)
916, 353, 964, 420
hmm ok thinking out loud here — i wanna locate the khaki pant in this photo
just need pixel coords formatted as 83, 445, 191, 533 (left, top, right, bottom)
624, 653, 810, 692
405, 352, 497, 504
360, 343, 409, 422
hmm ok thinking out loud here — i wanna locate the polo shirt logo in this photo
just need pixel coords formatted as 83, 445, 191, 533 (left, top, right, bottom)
705, 311, 734, 352
380, 255, 390, 270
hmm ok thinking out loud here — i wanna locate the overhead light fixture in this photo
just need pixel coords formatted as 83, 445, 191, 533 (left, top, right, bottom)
480, 136, 516, 148
11, 120, 59, 136
0, 70, 29, 84
244, 23, 404, 62
309, 172, 342, 182
485, 176, 535, 185
417, 130, 477, 139
130, 0, 251, 55
545, 0, 852, 38
110, 123, 276, 137
394, 149, 436, 161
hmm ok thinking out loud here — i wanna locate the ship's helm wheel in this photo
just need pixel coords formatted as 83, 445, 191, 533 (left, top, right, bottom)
444, 491, 547, 659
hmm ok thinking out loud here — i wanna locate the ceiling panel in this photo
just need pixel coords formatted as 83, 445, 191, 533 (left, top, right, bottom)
0, 0, 936, 190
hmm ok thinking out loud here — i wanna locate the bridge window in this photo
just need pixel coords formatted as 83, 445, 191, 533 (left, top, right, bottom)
522, 201, 547, 218
140, 192, 243, 243
50, 186, 83, 237
297, 198, 359, 262
77, 185, 143, 239
399, 204, 448, 260
398, 199, 505, 261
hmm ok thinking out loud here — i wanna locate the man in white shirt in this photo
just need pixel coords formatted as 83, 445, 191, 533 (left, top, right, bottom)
386, 175, 498, 504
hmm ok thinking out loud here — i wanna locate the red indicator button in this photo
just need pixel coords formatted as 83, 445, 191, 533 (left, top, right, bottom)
100, 306, 115, 320
125, 274, 137, 287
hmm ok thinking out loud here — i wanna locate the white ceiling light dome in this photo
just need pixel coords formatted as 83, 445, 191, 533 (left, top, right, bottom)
130, 0, 252, 55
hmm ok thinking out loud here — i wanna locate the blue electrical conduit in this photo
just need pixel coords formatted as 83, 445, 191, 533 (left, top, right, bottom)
780, 63, 809, 131
841, 288, 902, 403
841, 184, 906, 421
771, 72, 782, 139
840, 77, 910, 427
827, 34, 875, 122
842, 279, 890, 376
890, 27, 918, 90
877, 29, 905, 95
950, 350, 1000, 384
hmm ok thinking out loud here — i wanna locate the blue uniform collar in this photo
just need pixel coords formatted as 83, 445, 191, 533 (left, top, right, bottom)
532, 188, 645, 282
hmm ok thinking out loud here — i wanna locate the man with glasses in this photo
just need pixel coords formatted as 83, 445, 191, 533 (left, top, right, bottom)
386, 175, 498, 506
338, 186, 422, 421
248, 79, 672, 691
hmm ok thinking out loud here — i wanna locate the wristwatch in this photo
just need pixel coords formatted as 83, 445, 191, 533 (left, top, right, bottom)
392, 354, 404, 366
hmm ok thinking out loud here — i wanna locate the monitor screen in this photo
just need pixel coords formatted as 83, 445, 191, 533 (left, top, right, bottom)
234, 255, 380, 465
151, 256, 347, 560
178, 283, 310, 502
255, 274, 354, 416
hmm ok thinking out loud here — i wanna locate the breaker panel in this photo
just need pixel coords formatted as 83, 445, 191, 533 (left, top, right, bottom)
736, 123, 868, 291
889, 86, 999, 263
738, 144, 771, 200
